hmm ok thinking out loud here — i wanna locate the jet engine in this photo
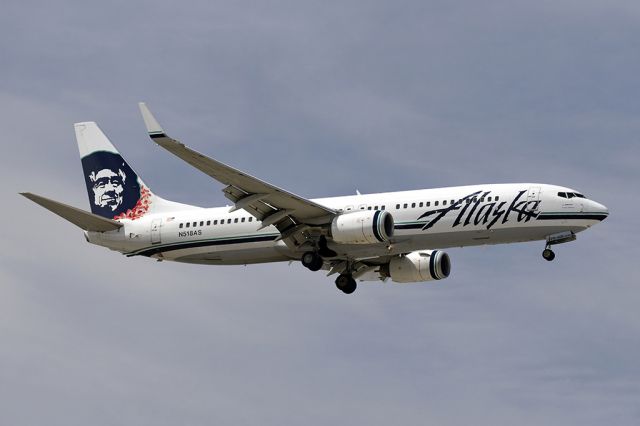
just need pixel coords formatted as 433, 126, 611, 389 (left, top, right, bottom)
386, 250, 451, 283
330, 210, 394, 244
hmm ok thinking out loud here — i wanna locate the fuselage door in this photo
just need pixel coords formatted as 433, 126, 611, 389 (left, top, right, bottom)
150, 218, 162, 244
525, 186, 541, 212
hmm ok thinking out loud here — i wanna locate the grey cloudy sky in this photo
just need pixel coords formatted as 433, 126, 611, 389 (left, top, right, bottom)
1, 1, 639, 425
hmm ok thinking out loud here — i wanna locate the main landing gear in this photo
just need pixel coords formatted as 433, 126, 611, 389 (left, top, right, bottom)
301, 236, 337, 272
335, 273, 357, 294
301, 251, 323, 271
301, 251, 357, 294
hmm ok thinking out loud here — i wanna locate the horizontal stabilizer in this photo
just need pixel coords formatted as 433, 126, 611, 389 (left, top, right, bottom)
20, 192, 123, 232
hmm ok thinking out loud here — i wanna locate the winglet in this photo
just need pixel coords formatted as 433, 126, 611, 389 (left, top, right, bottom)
138, 102, 165, 138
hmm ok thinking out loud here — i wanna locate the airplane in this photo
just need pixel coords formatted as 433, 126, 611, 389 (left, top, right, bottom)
21, 103, 609, 294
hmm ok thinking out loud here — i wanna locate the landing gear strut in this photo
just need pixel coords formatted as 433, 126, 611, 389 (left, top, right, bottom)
335, 274, 357, 294
301, 251, 323, 271
542, 247, 555, 261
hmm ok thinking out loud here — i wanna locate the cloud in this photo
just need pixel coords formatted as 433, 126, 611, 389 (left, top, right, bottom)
1, 1, 639, 425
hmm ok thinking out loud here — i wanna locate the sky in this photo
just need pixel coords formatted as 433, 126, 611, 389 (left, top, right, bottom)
1, 1, 639, 424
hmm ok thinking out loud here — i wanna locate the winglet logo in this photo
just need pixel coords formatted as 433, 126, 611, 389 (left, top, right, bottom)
81, 151, 150, 220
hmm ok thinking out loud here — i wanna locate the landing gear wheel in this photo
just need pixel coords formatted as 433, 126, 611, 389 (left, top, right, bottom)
301, 251, 323, 271
542, 248, 555, 261
335, 274, 357, 294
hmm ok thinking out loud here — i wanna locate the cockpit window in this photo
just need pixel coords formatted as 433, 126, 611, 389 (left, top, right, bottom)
558, 191, 586, 199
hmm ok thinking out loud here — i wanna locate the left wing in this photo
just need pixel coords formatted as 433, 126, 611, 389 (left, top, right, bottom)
138, 103, 336, 240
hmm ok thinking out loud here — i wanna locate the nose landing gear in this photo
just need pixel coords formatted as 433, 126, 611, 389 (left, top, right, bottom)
542, 247, 555, 261
541, 231, 576, 262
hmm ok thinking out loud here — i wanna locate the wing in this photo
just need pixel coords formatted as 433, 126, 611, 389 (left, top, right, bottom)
138, 103, 336, 242
21, 192, 123, 232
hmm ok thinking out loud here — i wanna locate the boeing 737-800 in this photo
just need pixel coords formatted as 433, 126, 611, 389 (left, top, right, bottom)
21, 103, 609, 294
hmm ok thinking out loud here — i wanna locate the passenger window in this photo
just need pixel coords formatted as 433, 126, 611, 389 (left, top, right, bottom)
179, 223, 183, 229
214, 220, 218, 225
435, 201, 439, 206
403, 203, 408, 209
488, 197, 492, 202
480, 198, 485, 202
241, 217, 245, 222
495, 196, 499, 201
206, 220, 211, 226
249, 217, 253, 222
411, 203, 416, 208
451, 199, 455, 204
227, 219, 231, 224
234, 218, 238, 223
367, 206, 372, 210
427, 202, 431, 207
443, 200, 447, 206
381, 205, 385, 210
200, 221, 204, 226
192, 222, 197, 227
396, 204, 400, 209
186, 223, 190, 228
419, 202, 423, 207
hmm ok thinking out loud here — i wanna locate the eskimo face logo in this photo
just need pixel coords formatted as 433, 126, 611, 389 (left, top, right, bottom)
81, 152, 141, 219
89, 168, 126, 211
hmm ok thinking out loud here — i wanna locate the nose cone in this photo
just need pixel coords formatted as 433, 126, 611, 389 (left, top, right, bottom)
589, 200, 609, 221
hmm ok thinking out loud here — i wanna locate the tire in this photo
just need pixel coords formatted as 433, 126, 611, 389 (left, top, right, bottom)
542, 249, 555, 261
335, 274, 357, 294
302, 251, 323, 271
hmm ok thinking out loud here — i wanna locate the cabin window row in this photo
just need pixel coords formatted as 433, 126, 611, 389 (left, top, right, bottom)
178, 217, 254, 228
394, 196, 499, 210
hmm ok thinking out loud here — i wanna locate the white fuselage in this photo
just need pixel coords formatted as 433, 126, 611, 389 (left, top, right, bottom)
87, 183, 608, 265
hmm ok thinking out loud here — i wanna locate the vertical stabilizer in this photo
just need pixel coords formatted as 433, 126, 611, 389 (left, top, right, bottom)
75, 122, 155, 220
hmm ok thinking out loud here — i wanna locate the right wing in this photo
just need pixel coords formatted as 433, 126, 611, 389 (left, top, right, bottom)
20, 192, 123, 232
139, 103, 337, 241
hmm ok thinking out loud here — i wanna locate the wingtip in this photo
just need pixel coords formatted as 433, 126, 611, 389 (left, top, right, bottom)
138, 102, 165, 136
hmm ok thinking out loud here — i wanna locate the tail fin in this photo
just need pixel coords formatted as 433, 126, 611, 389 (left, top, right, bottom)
75, 122, 156, 220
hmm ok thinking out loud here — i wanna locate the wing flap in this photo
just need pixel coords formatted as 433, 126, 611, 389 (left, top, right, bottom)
20, 192, 123, 232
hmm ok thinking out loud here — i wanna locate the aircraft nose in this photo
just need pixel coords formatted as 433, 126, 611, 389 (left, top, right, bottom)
590, 200, 609, 220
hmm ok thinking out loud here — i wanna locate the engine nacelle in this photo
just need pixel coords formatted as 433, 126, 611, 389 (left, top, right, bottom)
388, 250, 451, 283
330, 210, 394, 244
